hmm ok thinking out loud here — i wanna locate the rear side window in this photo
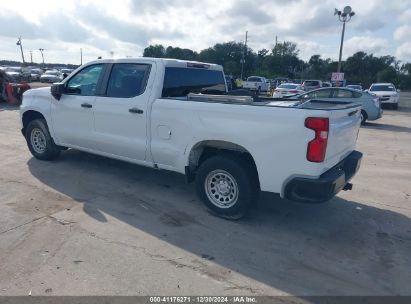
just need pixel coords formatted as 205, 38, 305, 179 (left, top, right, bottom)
333, 89, 354, 98
106, 63, 151, 98
162, 67, 226, 98
307, 89, 332, 98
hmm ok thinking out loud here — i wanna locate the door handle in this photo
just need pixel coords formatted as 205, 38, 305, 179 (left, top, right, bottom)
81, 103, 93, 108
129, 108, 144, 114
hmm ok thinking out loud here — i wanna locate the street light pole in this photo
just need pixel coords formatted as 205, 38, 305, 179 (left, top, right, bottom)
16, 37, 26, 65
240, 31, 248, 80
334, 6, 355, 73
39, 48, 45, 67
337, 21, 346, 73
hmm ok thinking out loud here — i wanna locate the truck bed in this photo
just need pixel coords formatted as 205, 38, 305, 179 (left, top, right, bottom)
186, 93, 362, 111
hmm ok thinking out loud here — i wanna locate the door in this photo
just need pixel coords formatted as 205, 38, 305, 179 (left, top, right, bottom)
93, 63, 154, 161
51, 64, 105, 149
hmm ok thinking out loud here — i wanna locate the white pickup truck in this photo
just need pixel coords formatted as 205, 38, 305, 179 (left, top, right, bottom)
20, 58, 363, 219
242, 76, 271, 93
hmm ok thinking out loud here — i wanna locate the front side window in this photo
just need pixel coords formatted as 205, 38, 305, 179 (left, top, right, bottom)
162, 67, 226, 98
106, 63, 151, 98
66, 64, 104, 96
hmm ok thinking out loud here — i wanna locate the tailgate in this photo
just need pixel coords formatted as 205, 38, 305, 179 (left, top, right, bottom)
325, 106, 361, 168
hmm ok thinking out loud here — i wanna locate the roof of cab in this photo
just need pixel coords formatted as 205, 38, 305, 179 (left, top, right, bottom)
84, 57, 224, 71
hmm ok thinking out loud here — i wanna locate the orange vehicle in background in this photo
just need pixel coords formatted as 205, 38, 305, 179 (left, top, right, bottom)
0, 70, 31, 106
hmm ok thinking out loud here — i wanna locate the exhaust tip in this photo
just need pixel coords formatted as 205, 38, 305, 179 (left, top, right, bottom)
343, 183, 353, 191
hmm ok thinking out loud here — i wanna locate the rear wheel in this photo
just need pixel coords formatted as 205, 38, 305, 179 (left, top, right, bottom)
25, 119, 61, 161
195, 155, 258, 219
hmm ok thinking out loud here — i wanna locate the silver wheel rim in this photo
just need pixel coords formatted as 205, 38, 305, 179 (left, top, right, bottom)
205, 170, 239, 209
361, 113, 364, 122
30, 128, 47, 154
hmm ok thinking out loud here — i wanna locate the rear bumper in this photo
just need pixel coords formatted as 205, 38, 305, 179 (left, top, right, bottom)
284, 151, 363, 203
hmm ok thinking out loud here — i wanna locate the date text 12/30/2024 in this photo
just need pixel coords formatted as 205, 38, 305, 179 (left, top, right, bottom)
149, 297, 257, 303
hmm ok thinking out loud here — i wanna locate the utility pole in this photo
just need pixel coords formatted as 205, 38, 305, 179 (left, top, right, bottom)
30, 51, 33, 64
80, 48, 83, 65
240, 31, 248, 80
16, 37, 25, 65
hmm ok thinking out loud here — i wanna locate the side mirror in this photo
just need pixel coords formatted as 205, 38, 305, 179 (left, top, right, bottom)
397, 89, 401, 93
51, 83, 65, 100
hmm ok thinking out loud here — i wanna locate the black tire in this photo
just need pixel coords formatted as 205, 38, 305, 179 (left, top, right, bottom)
195, 154, 259, 219
393, 103, 398, 110
25, 119, 61, 161
360, 110, 368, 125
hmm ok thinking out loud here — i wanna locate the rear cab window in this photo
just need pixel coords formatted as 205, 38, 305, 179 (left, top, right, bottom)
162, 67, 226, 98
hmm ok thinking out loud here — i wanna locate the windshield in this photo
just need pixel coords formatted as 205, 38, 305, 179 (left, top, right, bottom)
247, 77, 262, 82
278, 84, 298, 89
304, 81, 320, 86
7, 67, 21, 72
370, 85, 395, 92
45, 71, 59, 75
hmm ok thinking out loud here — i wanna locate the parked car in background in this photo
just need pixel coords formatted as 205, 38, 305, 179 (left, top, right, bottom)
290, 87, 383, 124
30, 69, 43, 82
322, 82, 332, 88
5, 67, 31, 82
303, 80, 322, 91
346, 84, 363, 91
368, 83, 399, 110
242, 76, 270, 94
272, 83, 305, 97
40, 70, 63, 83
225, 75, 234, 91
61, 68, 74, 75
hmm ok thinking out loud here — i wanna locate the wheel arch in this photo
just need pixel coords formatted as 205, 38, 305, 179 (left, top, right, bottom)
186, 140, 260, 188
21, 110, 47, 135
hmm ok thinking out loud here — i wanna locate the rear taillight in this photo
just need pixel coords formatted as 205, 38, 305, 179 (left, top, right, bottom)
305, 117, 329, 163
289, 90, 298, 93
316, 85, 321, 89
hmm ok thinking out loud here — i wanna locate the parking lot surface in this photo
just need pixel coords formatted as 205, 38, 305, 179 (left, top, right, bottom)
0, 92, 410, 296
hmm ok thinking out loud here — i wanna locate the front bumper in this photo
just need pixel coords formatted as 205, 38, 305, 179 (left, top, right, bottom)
284, 151, 363, 203
380, 97, 399, 104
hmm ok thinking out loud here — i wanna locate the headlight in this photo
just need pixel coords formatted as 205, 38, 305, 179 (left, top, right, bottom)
373, 98, 380, 108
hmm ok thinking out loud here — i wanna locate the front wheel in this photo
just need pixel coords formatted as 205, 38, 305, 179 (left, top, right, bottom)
393, 103, 398, 110
195, 155, 258, 219
360, 110, 367, 125
25, 119, 61, 161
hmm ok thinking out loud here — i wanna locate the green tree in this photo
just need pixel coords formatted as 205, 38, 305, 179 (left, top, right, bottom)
143, 45, 166, 58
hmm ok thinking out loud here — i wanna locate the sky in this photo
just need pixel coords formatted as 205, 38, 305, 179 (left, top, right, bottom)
0, 0, 410, 65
